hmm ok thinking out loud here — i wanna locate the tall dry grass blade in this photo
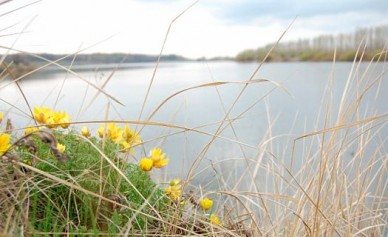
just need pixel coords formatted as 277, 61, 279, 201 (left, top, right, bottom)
81, 57, 128, 115
67, 119, 258, 150
0, 0, 13, 6
312, 49, 337, 234
146, 79, 273, 122
186, 18, 296, 179
1, 62, 35, 124
0, 31, 31, 38
53, 48, 80, 110
185, 19, 297, 235
137, 0, 199, 124
0, 0, 41, 18
293, 114, 386, 142
0, 15, 38, 125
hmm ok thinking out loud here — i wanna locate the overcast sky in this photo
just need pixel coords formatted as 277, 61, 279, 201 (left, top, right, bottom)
1, 0, 387, 58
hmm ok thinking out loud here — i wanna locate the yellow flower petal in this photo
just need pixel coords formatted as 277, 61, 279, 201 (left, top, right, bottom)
80, 126, 91, 137
33, 107, 53, 124
124, 125, 142, 145
210, 214, 222, 225
165, 184, 182, 201
169, 179, 181, 186
24, 126, 39, 135
0, 133, 11, 156
119, 141, 134, 153
153, 158, 169, 168
199, 198, 213, 211
104, 123, 123, 142
0, 112, 3, 124
98, 126, 105, 138
59, 113, 71, 129
150, 148, 164, 161
148, 148, 169, 168
56, 143, 66, 153
139, 158, 153, 171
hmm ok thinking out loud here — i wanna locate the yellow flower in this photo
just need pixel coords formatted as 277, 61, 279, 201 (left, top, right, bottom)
107, 123, 123, 142
33, 107, 71, 129
139, 158, 153, 171
53, 111, 71, 129
98, 124, 123, 142
0, 112, 3, 123
123, 125, 141, 145
165, 178, 182, 201
98, 126, 105, 138
80, 126, 91, 137
209, 214, 222, 225
56, 143, 66, 153
169, 179, 181, 186
45, 116, 56, 128
24, 126, 39, 135
119, 125, 142, 153
119, 141, 133, 153
199, 197, 213, 211
153, 158, 169, 168
33, 107, 53, 124
150, 148, 169, 168
0, 132, 11, 156
60, 114, 71, 129
150, 148, 164, 161
165, 185, 182, 201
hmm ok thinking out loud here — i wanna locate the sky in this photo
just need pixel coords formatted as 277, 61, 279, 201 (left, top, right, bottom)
1, 0, 387, 59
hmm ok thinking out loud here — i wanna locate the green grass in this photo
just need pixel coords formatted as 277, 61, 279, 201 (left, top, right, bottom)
4, 129, 167, 236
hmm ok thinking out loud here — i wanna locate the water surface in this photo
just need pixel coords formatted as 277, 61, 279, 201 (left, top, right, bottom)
1, 61, 386, 183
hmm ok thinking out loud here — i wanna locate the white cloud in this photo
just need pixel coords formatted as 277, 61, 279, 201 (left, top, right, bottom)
0, 0, 386, 58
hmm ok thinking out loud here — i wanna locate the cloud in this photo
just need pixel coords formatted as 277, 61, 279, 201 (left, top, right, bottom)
1, 0, 386, 58
206, 0, 388, 23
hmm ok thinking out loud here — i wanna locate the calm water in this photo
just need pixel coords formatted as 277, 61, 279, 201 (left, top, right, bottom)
1, 61, 387, 182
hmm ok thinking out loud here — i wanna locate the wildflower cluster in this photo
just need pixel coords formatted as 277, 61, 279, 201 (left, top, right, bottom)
1, 107, 224, 234
200, 197, 222, 225
165, 179, 182, 201
33, 107, 71, 129
139, 148, 169, 171
98, 123, 141, 153
2, 107, 171, 233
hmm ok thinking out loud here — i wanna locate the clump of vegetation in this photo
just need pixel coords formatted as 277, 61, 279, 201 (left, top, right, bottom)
0, 108, 224, 236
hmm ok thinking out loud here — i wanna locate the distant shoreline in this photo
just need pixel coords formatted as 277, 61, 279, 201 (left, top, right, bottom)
2, 51, 383, 78
235, 49, 384, 62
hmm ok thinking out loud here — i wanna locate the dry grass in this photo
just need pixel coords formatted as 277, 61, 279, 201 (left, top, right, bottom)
0, 1, 387, 236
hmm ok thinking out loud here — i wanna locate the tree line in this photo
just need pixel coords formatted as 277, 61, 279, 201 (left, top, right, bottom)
4, 53, 189, 67
236, 25, 388, 62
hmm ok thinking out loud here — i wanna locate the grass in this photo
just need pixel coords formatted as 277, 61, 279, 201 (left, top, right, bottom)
2, 128, 168, 235
1, 1, 388, 236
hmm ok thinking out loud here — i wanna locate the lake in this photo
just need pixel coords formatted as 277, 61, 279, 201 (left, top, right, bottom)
1, 61, 387, 185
